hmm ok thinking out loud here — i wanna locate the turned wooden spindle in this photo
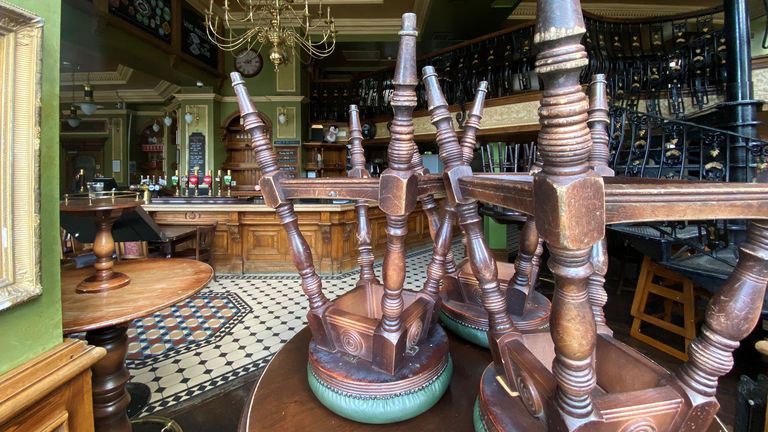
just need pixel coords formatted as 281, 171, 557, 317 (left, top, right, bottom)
411, 151, 459, 275
347, 105, 379, 286
586, 74, 613, 334
587, 73, 614, 178
374, 13, 419, 373
506, 219, 541, 315
231, 72, 334, 350
676, 220, 768, 426
424, 66, 513, 362
533, 0, 602, 419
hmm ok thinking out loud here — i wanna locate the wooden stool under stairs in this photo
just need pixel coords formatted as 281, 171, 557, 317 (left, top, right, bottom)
630, 255, 697, 361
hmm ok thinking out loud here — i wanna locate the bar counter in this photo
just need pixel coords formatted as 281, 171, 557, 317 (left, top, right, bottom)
144, 200, 438, 274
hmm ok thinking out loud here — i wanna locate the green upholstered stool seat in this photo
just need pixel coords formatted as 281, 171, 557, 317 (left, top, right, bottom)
439, 290, 551, 348
307, 325, 452, 424
440, 310, 490, 348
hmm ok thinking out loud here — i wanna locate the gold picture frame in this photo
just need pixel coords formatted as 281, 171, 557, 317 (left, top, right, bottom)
0, 2, 44, 310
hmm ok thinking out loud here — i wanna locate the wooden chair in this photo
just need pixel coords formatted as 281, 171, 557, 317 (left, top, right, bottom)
175, 224, 217, 264
115, 241, 149, 261
174, 223, 217, 280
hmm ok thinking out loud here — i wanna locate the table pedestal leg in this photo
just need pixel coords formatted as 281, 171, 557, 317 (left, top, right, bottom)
87, 325, 132, 432
78, 210, 130, 293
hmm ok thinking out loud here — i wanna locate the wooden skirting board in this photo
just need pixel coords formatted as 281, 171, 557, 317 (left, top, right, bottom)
0, 339, 105, 431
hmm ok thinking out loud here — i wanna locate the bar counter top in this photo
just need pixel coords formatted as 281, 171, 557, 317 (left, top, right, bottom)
144, 198, 439, 275
143, 200, 364, 213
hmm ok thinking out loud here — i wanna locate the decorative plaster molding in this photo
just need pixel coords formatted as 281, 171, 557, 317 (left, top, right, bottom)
60, 80, 179, 103
219, 95, 308, 103
173, 93, 222, 102
60, 64, 134, 86
509, 2, 720, 20
374, 101, 540, 139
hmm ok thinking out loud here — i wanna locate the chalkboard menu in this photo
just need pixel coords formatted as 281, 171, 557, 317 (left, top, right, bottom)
109, 0, 172, 44
188, 132, 206, 175
181, 5, 218, 69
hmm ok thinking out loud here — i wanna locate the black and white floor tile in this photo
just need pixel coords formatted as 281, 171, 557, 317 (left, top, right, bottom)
129, 242, 465, 414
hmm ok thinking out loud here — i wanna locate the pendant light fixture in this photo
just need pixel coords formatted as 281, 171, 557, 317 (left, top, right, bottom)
79, 72, 98, 115
66, 69, 81, 128
163, 111, 174, 127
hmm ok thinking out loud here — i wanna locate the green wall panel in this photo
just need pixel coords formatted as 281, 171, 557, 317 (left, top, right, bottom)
0, 0, 63, 374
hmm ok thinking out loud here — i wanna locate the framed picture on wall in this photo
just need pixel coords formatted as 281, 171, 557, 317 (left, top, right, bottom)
0, 3, 44, 310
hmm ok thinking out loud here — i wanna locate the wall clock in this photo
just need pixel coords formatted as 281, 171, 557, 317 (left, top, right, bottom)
234, 49, 263, 78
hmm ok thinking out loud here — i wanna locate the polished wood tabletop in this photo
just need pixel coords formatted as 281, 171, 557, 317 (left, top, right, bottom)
61, 258, 213, 333
239, 325, 492, 431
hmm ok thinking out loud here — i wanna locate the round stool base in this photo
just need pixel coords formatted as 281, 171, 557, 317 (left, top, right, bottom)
307, 325, 452, 424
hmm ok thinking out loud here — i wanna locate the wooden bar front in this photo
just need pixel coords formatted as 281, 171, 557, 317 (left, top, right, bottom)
144, 201, 439, 274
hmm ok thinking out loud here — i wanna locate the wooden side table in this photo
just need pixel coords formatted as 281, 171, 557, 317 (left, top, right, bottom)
62, 259, 213, 432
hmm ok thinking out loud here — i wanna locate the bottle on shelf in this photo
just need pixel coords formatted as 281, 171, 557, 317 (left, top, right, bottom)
203, 170, 213, 196
215, 169, 222, 197
171, 170, 180, 196
224, 169, 232, 197
190, 167, 200, 197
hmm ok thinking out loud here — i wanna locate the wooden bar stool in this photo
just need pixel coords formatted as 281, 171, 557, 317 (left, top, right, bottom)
630, 255, 696, 360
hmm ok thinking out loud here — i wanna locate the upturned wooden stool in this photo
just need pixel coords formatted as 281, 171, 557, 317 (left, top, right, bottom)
630, 256, 696, 361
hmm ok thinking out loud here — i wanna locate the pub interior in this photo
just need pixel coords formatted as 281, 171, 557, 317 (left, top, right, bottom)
3, 0, 768, 431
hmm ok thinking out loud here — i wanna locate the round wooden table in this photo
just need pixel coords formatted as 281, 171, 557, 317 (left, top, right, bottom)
239, 325, 492, 431
239, 325, 732, 432
62, 258, 213, 432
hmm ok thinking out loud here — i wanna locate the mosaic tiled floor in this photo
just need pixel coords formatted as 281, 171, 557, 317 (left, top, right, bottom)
129, 242, 465, 414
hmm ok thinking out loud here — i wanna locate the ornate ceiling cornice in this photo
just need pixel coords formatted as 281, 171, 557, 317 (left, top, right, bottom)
60, 80, 179, 103
61, 65, 134, 86
508, 2, 719, 20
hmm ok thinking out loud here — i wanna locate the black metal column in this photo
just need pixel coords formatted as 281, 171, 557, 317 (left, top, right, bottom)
722, 0, 762, 183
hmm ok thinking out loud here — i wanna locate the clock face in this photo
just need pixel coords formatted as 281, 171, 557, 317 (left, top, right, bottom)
234, 49, 263, 78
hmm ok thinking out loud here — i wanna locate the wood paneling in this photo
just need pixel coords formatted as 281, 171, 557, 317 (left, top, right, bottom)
0, 339, 105, 432
148, 201, 439, 274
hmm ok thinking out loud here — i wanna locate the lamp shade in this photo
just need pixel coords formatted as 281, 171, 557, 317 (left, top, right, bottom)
79, 102, 98, 116
80, 84, 98, 115
184, 112, 194, 124
163, 115, 173, 126
67, 106, 81, 128
152, 122, 161, 133
278, 111, 288, 125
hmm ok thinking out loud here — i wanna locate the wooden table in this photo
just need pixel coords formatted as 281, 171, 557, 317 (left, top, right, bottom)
154, 225, 198, 257
239, 326, 731, 432
62, 258, 213, 432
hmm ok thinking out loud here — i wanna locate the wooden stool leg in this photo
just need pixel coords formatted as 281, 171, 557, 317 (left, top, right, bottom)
86, 325, 131, 432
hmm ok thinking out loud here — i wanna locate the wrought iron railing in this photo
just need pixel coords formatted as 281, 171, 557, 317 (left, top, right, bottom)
310, 6, 730, 122
608, 107, 767, 182
607, 106, 768, 280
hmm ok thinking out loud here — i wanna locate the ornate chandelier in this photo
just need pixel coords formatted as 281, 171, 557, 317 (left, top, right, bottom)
205, 0, 337, 71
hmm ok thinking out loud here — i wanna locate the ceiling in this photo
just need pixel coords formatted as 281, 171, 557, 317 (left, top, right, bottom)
61, 0, 766, 103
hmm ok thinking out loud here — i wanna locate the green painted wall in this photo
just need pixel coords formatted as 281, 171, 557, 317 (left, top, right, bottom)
483, 143, 507, 250
0, 0, 63, 374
